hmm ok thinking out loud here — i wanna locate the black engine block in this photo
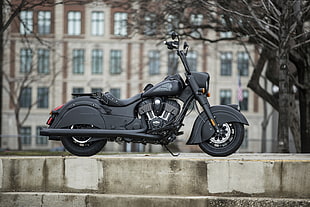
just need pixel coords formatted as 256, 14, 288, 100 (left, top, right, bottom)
138, 98, 180, 130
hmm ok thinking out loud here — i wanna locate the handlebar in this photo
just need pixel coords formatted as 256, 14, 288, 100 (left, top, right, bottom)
164, 32, 191, 74
164, 41, 179, 50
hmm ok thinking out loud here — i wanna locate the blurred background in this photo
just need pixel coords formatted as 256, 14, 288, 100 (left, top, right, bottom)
1, 0, 309, 154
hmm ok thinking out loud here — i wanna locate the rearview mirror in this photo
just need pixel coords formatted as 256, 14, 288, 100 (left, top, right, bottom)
171, 32, 178, 40
184, 42, 189, 55
184, 42, 189, 50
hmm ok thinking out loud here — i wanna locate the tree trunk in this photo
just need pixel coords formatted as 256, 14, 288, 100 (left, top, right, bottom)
261, 77, 268, 153
277, 2, 291, 152
299, 51, 310, 152
247, 49, 278, 110
289, 100, 301, 152
0, 0, 3, 147
294, 0, 310, 153
15, 108, 22, 151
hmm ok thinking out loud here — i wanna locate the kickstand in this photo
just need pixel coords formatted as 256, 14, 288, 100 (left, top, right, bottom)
163, 145, 180, 157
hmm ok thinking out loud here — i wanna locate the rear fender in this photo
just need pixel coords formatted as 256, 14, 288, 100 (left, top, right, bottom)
50, 98, 106, 129
186, 105, 248, 145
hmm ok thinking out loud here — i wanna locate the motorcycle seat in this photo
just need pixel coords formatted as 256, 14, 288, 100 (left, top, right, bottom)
102, 92, 142, 106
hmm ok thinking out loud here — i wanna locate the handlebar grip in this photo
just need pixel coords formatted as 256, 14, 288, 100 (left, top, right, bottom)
164, 41, 178, 50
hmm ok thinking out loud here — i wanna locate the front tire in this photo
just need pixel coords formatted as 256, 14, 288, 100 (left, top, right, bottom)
61, 124, 107, 156
199, 122, 244, 157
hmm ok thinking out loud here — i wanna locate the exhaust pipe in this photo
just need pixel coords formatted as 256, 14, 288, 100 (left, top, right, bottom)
40, 128, 161, 139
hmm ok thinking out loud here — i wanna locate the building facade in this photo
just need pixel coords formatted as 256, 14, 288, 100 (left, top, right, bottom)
1, 1, 273, 152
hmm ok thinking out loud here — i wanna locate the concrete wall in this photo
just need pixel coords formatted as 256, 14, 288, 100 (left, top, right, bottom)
1, 192, 310, 207
1, 154, 310, 199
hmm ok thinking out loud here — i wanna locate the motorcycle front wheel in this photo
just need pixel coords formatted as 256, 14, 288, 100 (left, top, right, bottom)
199, 122, 244, 157
61, 124, 107, 156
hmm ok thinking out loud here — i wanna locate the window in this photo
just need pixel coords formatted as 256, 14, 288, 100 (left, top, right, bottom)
220, 16, 233, 38
73, 87, 84, 94
20, 48, 33, 73
36, 126, 48, 145
220, 31, 233, 38
37, 87, 49, 108
37, 49, 49, 74
68, 11, 81, 35
168, 51, 178, 75
220, 52, 232, 76
110, 50, 122, 74
239, 90, 249, 111
191, 14, 203, 25
20, 87, 32, 108
144, 13, 157, 35
167, 15, 178, 33
91, 88, 103, 93
20, 11, 33, 34
148, 50, 160, 75
237, 52, 249, 76
114, 12, 127, 36
220, 89, 231, 105
92, 49, 103, 74
190, 14, 203, 38
38, 11, 51, 34
110, 88, 121, 99
72, 87, 84, 98
187, 51, 197, 71
91, 11, 104, 36
72, 49, 84, 74
21, 127, 31, 145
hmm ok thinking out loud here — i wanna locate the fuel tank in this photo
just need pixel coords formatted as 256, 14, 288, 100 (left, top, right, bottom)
143, 74, 184, 97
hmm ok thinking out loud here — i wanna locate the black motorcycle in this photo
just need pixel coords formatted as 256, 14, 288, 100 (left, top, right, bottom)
40, 33, 248, 157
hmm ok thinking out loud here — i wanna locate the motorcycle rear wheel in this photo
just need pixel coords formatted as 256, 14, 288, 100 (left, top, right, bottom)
199, 122, 244, 157
61, 124, 107, 156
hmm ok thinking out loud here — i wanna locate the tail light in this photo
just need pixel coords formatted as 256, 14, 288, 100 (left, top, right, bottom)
46, 116, 53, 125
46, 104, 64, 125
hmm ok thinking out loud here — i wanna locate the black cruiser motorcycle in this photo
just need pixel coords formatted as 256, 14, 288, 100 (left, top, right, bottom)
40, 33, 248, 157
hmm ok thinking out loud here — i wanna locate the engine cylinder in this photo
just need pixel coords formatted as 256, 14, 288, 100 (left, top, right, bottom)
138, 98, 180, 131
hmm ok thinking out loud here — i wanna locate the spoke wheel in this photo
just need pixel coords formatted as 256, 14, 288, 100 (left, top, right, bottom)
61, 124, 107, 156
199, 122, 244, 157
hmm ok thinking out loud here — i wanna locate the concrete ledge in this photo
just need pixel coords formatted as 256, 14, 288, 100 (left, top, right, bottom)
1, 153, 310, 198
1, 192, 309, 207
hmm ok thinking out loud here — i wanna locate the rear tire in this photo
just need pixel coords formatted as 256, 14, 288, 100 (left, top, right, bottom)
199, 122, 244, 157
61, 124, 107, 156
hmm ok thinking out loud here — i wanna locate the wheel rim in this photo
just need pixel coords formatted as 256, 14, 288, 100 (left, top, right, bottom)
70, 124, 94, 146
209, 123, 235, 148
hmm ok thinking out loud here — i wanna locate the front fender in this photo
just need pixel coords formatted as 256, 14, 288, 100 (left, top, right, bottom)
186, 105, 248, 145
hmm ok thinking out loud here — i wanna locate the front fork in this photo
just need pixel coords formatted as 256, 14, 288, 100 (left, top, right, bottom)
187, 76, 220, 133
199, 99, 220, 133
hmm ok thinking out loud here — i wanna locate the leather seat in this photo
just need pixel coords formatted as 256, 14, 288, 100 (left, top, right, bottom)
103, 92, 142, 106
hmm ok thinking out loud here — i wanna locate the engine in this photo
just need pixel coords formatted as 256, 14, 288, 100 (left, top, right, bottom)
138, 98, 180, 131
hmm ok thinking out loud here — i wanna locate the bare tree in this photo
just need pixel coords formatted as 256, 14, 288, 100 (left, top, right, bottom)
130, 0, 310, 153
1, 0, 89, 150
216, 0, 310, 152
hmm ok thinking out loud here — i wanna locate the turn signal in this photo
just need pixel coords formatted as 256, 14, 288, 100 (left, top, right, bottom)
207, 92, 211, 97
198, 88, 206, 94
210, 119, 216, 126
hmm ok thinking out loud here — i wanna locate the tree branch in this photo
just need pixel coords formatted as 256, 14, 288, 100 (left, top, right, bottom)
0, 0, 27, 35
247, 48, 279, 110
